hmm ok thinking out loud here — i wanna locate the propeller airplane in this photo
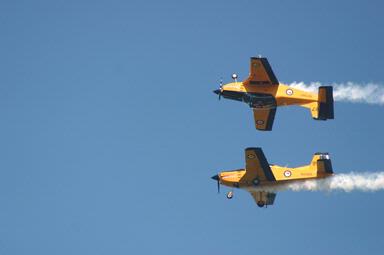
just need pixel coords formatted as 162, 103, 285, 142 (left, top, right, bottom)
214, 57, 334, 131
211, 147, 333, 207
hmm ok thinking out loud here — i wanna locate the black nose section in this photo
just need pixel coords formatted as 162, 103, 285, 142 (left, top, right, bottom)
213, 89, 221, 95
211, 174, 219, 181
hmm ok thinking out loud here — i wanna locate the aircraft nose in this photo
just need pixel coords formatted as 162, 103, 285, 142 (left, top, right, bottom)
211, 174, 219, 181
213, 89, 221, 95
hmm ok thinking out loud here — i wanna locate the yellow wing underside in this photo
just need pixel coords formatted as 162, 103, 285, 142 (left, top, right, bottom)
246, 57, 279, 85
253, 108, 276, 131
243, 148, 275, 182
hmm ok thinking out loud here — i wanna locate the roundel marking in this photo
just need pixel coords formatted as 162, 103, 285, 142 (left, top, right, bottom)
284, 170, 292, 177
247, 154, 255, 159
286, 89, 293, 96
256, 120, 265, 125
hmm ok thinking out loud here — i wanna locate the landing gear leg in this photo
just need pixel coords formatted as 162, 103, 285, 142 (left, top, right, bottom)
226, 191, 234, 199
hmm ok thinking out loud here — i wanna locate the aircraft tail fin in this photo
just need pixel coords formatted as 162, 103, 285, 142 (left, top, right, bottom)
315, 86, 334, 120
310, 153, 333, 174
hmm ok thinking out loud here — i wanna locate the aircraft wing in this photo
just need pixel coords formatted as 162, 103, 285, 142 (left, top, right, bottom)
247, 57, 279, 85
243, 148, 276, 182
250, 191, 277, 207
253, 108, 276, 131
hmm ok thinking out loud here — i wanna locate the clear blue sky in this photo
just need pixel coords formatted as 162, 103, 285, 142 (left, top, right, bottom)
1, 0, 384, 254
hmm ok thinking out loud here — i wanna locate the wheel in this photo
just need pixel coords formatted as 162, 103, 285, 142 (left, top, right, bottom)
252, 178, 260, 186
257, 202, 265, 208
226, 191, 233, 199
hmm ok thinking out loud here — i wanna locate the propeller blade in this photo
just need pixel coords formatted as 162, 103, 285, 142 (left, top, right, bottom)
211, 174, 220, 193
213, 89, 221, 100
218, 77, 223, 100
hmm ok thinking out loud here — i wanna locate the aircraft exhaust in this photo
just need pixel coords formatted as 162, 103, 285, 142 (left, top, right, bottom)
289, 82, 384, 105
251, 172, 384, 192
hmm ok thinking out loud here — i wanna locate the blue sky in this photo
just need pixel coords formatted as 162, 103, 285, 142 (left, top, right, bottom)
1, 0, 384, 254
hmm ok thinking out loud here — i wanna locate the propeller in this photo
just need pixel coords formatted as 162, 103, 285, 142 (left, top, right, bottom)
211, 174, 220, 193
213, 78, 223, 100
219, 78, 223, 100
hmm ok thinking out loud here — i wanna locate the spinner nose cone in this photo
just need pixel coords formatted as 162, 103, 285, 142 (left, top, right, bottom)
213, 89, 221, 95
211, 174, 219, 181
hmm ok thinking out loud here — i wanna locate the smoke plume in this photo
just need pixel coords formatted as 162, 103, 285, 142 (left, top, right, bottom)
252, 172, 384, 193
289, 82, 384, 105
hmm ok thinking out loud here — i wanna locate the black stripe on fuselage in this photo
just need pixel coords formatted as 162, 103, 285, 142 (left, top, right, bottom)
221, 91, 276, 108
221, 90, 244, 101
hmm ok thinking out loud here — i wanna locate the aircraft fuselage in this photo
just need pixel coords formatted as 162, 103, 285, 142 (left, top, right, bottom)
215, 82, 318, 108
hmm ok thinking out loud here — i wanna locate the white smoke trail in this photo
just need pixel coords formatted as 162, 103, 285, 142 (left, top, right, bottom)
250, 172, 384, 193
289, 82, 384, 105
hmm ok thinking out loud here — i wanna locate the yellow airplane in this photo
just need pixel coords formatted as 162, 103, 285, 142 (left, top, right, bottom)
214, 57, 334, 131
211, 147, 333, 207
